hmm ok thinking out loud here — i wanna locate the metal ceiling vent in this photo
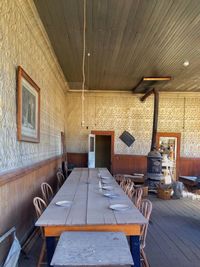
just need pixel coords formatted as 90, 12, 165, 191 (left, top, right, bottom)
119, 131, 135, 147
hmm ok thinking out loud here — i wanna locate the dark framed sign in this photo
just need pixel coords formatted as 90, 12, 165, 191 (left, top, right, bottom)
17, 66, 40, 142
119, 131, 135, 147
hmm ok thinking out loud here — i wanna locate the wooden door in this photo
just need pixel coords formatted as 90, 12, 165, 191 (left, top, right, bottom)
156, 132, 181, 180
88, 134, 95, 168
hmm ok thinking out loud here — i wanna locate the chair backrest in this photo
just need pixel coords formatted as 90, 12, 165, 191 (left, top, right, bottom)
124, 181, 134, 194
114, 174, 124, 184
33, 197, 47, 219
41, 182, 54, 204
119, 179, 126, 190
33, 197, 47, 238
127, 183, 135, 199
139, 199, 152, 248
120, 177, 131, 191
134, 187, 143, 208
57, 171, 65, 190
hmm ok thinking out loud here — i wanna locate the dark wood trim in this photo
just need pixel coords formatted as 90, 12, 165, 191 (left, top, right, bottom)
91, 130, 114, 173
0, 154, 64, 187
156, 132, 181, 179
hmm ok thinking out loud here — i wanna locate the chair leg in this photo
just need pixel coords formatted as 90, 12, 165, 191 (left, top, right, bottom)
141, 248, 150, 267
37, 241, 45, 267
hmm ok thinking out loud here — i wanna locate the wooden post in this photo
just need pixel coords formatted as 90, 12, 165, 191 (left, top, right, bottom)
151, 89, 159, 150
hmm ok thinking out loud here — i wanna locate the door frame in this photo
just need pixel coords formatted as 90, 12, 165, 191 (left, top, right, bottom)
91, 131, 114, 173
156, 132, 181, 179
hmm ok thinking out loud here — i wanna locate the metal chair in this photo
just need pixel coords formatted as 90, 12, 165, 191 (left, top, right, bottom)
0, 227, 21, 267
139, 199, 153, 267
134, 187, 143, 208
41, 182, 54, 204
33, 197, 47, 267
57, 171, 65, 190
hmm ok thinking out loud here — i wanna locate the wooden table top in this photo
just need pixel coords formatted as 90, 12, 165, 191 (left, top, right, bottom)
36, 168, 147, 228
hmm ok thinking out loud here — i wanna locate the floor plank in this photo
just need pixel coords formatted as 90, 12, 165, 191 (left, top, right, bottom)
146, 195, 200, 267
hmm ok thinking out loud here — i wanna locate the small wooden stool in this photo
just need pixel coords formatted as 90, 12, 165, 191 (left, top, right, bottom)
50, 231, 133, 266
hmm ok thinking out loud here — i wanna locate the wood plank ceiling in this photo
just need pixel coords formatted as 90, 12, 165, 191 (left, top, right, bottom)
34, 0, 200, 92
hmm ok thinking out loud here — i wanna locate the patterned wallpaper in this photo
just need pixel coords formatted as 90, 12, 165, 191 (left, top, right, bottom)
66, 92, 200, 157
0, 0, 67, 173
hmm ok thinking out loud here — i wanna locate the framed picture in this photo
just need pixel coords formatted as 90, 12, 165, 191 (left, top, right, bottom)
17, 66, 40, 142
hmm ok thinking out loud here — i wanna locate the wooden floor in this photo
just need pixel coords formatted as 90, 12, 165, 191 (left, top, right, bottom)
19, 195, 200, 267
146, 195, 200, 267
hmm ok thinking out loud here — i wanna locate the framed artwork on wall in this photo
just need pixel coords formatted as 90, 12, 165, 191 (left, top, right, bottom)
17, 66, 40, 142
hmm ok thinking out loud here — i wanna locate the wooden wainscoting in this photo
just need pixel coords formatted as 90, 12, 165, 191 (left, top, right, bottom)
66, 152, 200, 178
0, 155, 63, 264
112, 154, 147, 175
179, 157, 200, 176
67, 153, 147, 175
67, 153, 88, 167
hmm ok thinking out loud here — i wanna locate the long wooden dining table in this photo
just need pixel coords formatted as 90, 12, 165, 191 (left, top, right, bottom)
36, 168, 147, 267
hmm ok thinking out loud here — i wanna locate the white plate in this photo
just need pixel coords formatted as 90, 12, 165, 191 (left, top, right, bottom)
109, 204, 130, 211
55, 201, 72, 207
101, 180, 111, 184
102, 186, 113, 191
103, 193, 120, 198
101, 176, 111, 179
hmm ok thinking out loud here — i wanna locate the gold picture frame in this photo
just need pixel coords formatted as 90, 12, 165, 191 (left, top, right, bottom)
17, 66, 40, 142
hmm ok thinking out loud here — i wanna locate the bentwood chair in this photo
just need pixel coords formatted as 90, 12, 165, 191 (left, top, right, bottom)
56, 171, 65, 191
119, 178, 126, 190
124, 181, 134, 195
120, 177, 131, 191
33, 197, 47, 221
139, 199, 153, 267
127, 183, 135, 199
33, 197, 47, 267
134, 187, 143, 209
114, 174, 124, 184
41, 182, 54, 204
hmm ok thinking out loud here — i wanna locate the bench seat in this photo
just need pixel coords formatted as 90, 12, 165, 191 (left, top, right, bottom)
50, 231, 133, 267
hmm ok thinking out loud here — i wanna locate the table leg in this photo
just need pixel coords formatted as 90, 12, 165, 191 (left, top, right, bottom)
130, 235, 141, 267
46, 237, 56, 267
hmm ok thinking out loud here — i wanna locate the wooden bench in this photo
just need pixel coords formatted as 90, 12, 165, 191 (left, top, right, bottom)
50, 231, 134, 267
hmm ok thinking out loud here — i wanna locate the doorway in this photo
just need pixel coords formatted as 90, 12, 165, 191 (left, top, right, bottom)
95, 135, 111, 170
156, 132, 181, 180
91, 131, 114, 172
